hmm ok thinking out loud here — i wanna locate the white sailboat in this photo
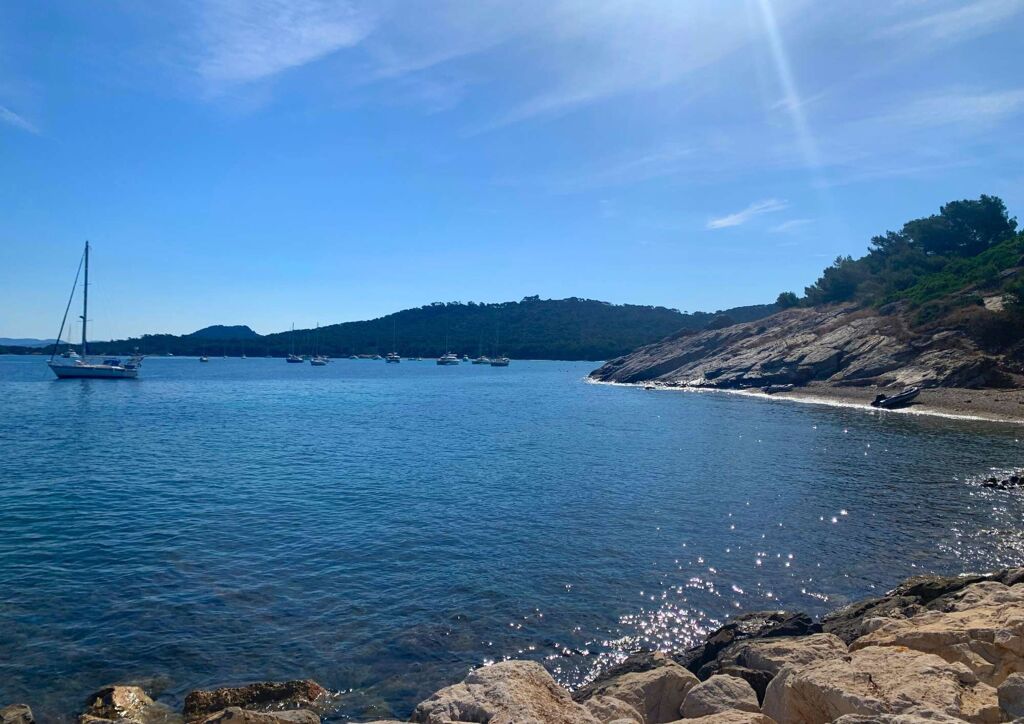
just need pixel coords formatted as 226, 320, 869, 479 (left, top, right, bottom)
48, 242, 142, 379
286, 323, 303, 363
386, 321, 400, 363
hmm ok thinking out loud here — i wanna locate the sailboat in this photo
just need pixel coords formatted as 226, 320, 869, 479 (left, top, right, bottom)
286, 323, 303, 363
48, 241, 143, 379
385, 321, 400, 363
490, 318, 509, 366
310, 323, 328, 365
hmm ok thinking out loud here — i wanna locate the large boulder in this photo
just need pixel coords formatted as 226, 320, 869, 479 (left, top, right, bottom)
183, 681, 328, 721
578, 653, 699, 724
79, 685, 177, 724
676, 612, 820, 678
0, 705, 34, 724
761, 645, 1000, 723
830, 714, 966, 724
667, 712, 776, 723
411, 660, 600, 724
196, 710, 318, 724
678, 675, 758, 718
999, 672, 1024, 719
582, 695, 642, 723
850, 580, 1024, 686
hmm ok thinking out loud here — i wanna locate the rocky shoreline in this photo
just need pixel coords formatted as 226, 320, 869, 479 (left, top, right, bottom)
4, 568, 1023, 724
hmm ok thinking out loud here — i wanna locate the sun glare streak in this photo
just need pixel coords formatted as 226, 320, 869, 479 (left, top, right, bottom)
756, 0, 822, 174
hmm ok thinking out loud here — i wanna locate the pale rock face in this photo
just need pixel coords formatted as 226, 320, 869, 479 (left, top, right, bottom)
411, 660, 600, 724
666, 711, 776, 723
851, 581, 1024, 687
1000, 672, 1024, 719
830, 713, 967, 724
0, 705, 34, 724
79, 685, 178, 724
732, 634, 849, 677
583, 695, 643, 723
761, 645, 1001, 724
678, 676, 758, 718
196, 709, 319, 724
580, 657, 700, 724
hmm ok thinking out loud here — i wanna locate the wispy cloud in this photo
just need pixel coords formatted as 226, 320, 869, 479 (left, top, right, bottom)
196, 0, 377, 88
0, 105, 39, 134
548, 143, 692, 193
770, 218, 813, 233
878, 0, 1024, 43
876, 88, 1024, 129
707, 199, 788, 229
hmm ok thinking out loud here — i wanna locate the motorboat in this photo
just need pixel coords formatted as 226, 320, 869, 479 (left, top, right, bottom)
490, 356, 510, 367
871, 386, 920, 409
762, 383, 794, 394
385, 352, 401, 363
437, 352, 460, 365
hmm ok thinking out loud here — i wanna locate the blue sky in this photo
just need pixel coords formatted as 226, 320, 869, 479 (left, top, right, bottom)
2, 0, 1023, 339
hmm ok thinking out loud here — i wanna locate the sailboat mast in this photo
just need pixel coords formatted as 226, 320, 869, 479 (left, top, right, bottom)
81, 241, 89, 357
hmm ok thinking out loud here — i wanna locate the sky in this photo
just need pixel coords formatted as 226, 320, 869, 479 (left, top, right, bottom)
2, 0, 1024, 339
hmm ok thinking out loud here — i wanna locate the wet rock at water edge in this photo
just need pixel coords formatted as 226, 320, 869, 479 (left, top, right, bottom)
183, 681, 329, 721
575, 652, 699, 723
0, 705, 34, 724
195, 709, 319, 724
79, 685, 178, 724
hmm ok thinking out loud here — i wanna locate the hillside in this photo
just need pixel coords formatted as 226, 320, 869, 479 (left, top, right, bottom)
593, 195, 1024, 390
4, 298, 778, 361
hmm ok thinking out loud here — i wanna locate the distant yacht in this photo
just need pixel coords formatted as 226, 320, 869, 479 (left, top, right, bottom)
48, 242, 143, 379
286, 323, 303, 363
310, 356, 328, 366
490, 356, 510, 367
385, 352, 401, 363
461, 354, 470, 362
385, 321, 400, 363
437, 352, 460, 365
199, 355, 209, 363
309, 324, 329, 365
472, 356, 490, 364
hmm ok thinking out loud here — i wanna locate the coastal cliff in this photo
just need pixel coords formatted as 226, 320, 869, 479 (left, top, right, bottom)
589, 300, 1018, 391
4, 568, 1023, 723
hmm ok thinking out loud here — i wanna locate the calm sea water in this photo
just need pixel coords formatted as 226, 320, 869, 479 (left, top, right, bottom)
1, 355, 1023, 720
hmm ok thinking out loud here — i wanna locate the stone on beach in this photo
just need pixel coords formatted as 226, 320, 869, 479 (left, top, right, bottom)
577, 652, 700, 723
678, 675, 758, 718
411, 660, 600, 724
183, 681, 328, 721
850, 580, 1024, 686
761, 645, 1001, 723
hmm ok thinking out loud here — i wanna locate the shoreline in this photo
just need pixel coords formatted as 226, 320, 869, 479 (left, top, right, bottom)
590, 377, 1024, 425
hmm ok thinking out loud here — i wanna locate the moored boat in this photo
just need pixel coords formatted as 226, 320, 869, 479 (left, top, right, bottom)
47, 242, 143, 380
762, 383, 794, 394
871, 386, 920, 409
490, 356, 510, 367
437, 352, 460, 365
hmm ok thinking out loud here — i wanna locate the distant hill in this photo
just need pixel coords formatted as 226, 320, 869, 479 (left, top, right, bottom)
13, 297, 779, 360
0, 338, 63, 347
187, 325, 260, 340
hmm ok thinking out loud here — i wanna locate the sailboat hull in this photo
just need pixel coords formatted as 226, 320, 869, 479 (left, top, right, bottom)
49, 363, 138, 379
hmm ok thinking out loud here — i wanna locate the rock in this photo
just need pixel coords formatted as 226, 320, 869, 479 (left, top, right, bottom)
821, 595, 923, 644
411, 660, 599, 724
851, 580, 1024, 686
582, 695, 642, 723
761, 645, 1000, 723
830, 714, 966, 724
731, 633, 849, 678
576, 652, 679, 702
580, 655, 699, 724
79, 685, 176, 724
678, 675, 758, 718
676, 612, 820, 677
0, 705, 34, 724
710, 668, 773, 705
196, 709, 318, 724
1000, 673, 1024, 718
667, 712, 776, 723
183, 681, 328, 721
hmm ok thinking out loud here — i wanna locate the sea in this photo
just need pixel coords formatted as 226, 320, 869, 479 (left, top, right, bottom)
1, 355, 1022, 720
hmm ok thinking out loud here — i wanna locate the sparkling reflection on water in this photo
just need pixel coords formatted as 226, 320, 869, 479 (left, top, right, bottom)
0, 357, 1022, 720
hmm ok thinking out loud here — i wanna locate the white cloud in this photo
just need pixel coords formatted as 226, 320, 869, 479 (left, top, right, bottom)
878, 0, 1024, 43
196, 0, 377, 87
0, 105, 39, 134
707, 199, 788, 229
770, 218, 813, 233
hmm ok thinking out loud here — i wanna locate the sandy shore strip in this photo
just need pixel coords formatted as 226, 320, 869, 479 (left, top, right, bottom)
591, 378, 1024, 424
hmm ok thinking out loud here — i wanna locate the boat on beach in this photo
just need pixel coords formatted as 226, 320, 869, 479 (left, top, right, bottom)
871, 386, 920, 409
762, 383, 794, 394
48, 242, 143, 380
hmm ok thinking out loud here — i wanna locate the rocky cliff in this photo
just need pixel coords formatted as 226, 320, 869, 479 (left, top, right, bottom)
590, 302, 1019, 390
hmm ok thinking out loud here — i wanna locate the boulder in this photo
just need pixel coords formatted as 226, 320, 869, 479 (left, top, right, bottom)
79, 685, 176, 724
676, 612, 820, 677
183, 681, 328, 721
578, 654, 699, 723
851, 580, 1024, 686
732, 633, 848, 678
821, 595, 924, 645
576, 652, 680, 702
667, 712, 776, 723
582, 695, 642, 723
998, 672, 1024, 719
411, 660, 599, 724
830, 714, 966, 724
0, 705, 34, 724
678, 676, 758, 718
196, 710, 318, 724
761, 645, 1000, 723
709, 668, 773, 705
